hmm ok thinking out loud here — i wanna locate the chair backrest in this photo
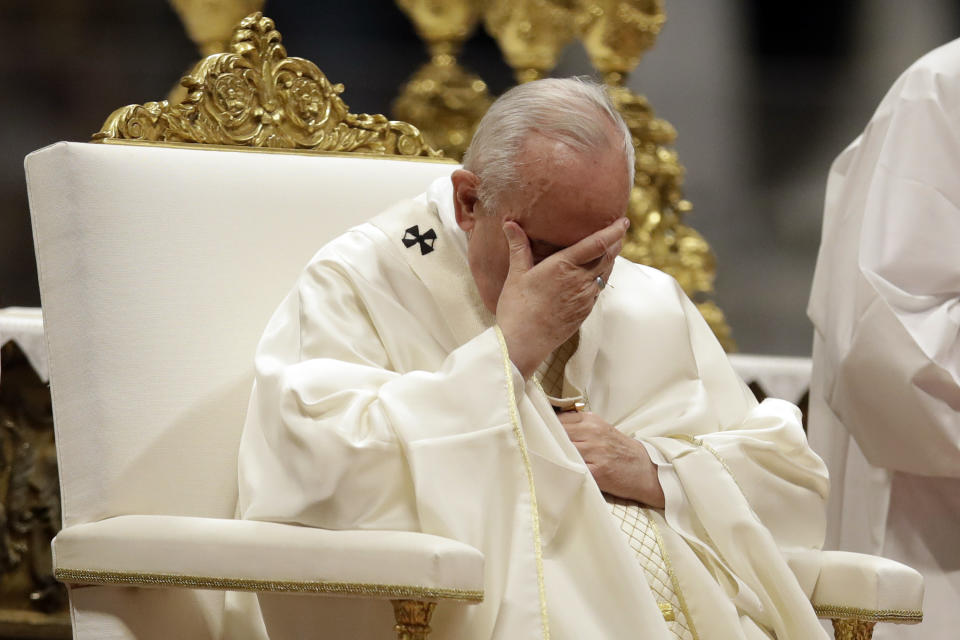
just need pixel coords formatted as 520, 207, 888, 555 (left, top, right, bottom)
26, 141, 456, 529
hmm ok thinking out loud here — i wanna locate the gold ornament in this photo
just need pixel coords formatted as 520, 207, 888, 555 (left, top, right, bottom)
577, 0, 735, 349
166, 0, 266, 104
391, 599, 437, 640
576, 0, 665, 85
94, 13, 440, 158
393, 0, 493, 159
831, 619, 877, 640
169, 0, 265, 57
484, 0, 579, 84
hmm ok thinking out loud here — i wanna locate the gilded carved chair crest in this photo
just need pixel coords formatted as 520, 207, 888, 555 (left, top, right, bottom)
93, 12, 441, 158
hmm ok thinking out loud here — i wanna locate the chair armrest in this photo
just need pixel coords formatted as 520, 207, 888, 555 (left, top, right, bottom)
783, 549, 923, 623
52, 515, 484, 603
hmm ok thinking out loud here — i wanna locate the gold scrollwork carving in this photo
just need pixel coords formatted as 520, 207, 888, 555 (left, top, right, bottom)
94, 13, 441, 158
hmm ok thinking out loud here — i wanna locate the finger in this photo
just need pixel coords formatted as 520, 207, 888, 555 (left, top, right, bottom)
583, 237, 623, 276
561, 422, 596, 443
502, 221, 533, 275
557, 410, 584, 424
563, 217, 629, 266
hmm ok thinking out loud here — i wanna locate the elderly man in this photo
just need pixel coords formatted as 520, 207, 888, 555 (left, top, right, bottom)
237, 78, 829, 639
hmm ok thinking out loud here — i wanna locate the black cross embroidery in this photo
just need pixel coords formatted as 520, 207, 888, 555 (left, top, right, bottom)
402, 225, 437, 255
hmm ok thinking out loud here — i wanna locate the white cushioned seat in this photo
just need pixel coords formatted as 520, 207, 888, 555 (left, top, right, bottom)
784, 549, 924, 622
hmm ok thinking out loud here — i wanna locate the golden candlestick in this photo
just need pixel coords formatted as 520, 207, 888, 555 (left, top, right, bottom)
167, 0, 266, 104
484, 0, 579, 84
577, 0, 665, 84
578, 0, 734, 350
393, 0, 493, 159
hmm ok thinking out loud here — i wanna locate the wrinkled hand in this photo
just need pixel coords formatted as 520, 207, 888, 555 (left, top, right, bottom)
559, 411, 665, 508
497, 218, 628, 379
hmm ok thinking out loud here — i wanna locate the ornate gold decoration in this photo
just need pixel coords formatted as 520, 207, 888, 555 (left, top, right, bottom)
0, 343, 69, 638
484, 0, 579, 84
393, 0, 493, 159
170, 0, 265, 57
54, 567, 483, 602
576, 1, 735, 350
392, 600, 436, 640
167, 0, 266, 104
576, 0, 666, 87
94, 13, 440, 158
831, 618, 877, 640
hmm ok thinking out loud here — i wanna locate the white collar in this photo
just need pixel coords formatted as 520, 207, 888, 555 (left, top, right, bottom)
427, 176, 468, 260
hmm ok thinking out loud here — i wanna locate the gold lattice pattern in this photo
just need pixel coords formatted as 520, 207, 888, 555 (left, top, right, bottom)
535, 334, 579, 399
608, 496, 693, 640
94, 13, 440, 158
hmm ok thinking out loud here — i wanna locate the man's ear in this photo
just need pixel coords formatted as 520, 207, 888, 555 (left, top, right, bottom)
451, 169, 481, 233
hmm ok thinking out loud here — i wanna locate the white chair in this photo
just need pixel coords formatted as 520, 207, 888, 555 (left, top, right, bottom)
27, 140, 482, 639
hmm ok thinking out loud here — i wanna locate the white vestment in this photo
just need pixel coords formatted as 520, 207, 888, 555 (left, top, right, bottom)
236, 178, 829, 640
808, 39, 960, 640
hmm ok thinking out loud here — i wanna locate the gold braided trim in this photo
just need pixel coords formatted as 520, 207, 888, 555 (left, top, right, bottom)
649, 514, 700, 640
813, 604, 923, 624
101, 139, 458, 164
55, 568, 483, 602
495, 326, 550, 640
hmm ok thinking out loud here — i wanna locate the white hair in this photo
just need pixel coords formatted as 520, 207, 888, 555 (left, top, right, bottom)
462, 77, 635, 211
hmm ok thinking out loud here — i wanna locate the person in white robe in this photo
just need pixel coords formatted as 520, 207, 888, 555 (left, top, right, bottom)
236, 78, 830, 640
808, 39, 960, 640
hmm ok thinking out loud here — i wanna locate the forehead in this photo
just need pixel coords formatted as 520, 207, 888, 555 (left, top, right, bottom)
505, 136, 630, 245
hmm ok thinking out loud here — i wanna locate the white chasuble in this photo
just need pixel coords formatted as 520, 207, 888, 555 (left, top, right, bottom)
808, 39, 960, 640
234, 178, 829, 640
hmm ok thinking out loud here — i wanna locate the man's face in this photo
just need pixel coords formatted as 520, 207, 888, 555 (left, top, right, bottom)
453, 134, 632, 314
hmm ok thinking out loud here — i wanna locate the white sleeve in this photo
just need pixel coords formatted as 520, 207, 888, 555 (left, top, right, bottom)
829, 87, 960, 477
237, 255, 523, 531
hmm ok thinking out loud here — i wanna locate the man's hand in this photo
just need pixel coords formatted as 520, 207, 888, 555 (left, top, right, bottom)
497, 218, 628, 379
559, 411, 665, 508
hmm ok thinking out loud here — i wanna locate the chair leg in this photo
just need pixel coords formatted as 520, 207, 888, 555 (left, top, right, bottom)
392, 599, 436, 640
831, 618, 876, 640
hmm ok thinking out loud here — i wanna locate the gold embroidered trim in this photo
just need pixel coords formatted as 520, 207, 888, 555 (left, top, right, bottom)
668, 434, 747, 496
649, 514, 700, 640
813, 604, 923, 624
495, 326, 550, 640
55, 568, 483, 601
